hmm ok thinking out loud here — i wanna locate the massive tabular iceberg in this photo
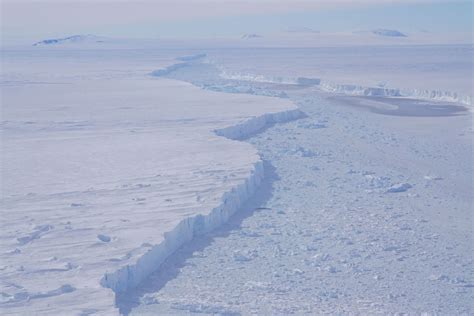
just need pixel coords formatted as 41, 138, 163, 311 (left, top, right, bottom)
1, 49, 302, 314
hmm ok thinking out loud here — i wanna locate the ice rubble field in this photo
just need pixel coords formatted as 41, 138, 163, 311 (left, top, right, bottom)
1, 42, 473, 315
132, 60, 473, 314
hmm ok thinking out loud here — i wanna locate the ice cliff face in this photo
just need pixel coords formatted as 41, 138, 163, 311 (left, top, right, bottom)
100, 108, 305, 294
101, 161, 265, 293
399, 88, 472, 106
319, 82, 402, 97
217, 69, 472, 106
214, 109, 305, 140
320, 81, 472, 106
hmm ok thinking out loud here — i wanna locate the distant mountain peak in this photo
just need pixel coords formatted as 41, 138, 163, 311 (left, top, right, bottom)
33, 34, 106, 46
241, 33, 263, 39
352, 29, 407, 38
371, 29, 407, 37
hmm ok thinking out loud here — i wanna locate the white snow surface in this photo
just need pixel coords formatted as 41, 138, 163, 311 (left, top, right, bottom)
0, 50, 299, 314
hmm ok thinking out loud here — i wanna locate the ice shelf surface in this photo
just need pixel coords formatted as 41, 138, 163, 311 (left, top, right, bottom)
1, 49, 299, 314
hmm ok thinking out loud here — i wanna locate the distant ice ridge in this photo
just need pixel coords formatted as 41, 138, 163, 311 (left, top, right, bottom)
219, 70, 298, 84
150, 63, 190, 77
217, 69, 472, 106
199, 83, 290, 99
150, 54, 207, 76
101, 108, 305, 294
176, 53, 207, 62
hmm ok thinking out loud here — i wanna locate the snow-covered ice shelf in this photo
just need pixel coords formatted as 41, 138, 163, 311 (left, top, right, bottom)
0, 51, 301, 314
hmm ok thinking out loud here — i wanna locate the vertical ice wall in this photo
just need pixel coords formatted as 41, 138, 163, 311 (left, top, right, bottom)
216, 67, 472, 106
101, 108, 305, 296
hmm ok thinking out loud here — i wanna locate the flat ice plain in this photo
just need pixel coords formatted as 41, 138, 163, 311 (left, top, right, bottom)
1, 35, 473, 315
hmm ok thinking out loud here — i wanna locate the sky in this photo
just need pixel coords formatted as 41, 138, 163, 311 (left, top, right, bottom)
1, 0, 472, 42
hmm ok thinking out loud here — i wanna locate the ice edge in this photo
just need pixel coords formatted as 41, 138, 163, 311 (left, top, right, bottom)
100, 108, 305, 312
219, 71, 472, 106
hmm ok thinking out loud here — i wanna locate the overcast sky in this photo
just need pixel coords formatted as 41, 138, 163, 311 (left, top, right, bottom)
1, 0, 472, 41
